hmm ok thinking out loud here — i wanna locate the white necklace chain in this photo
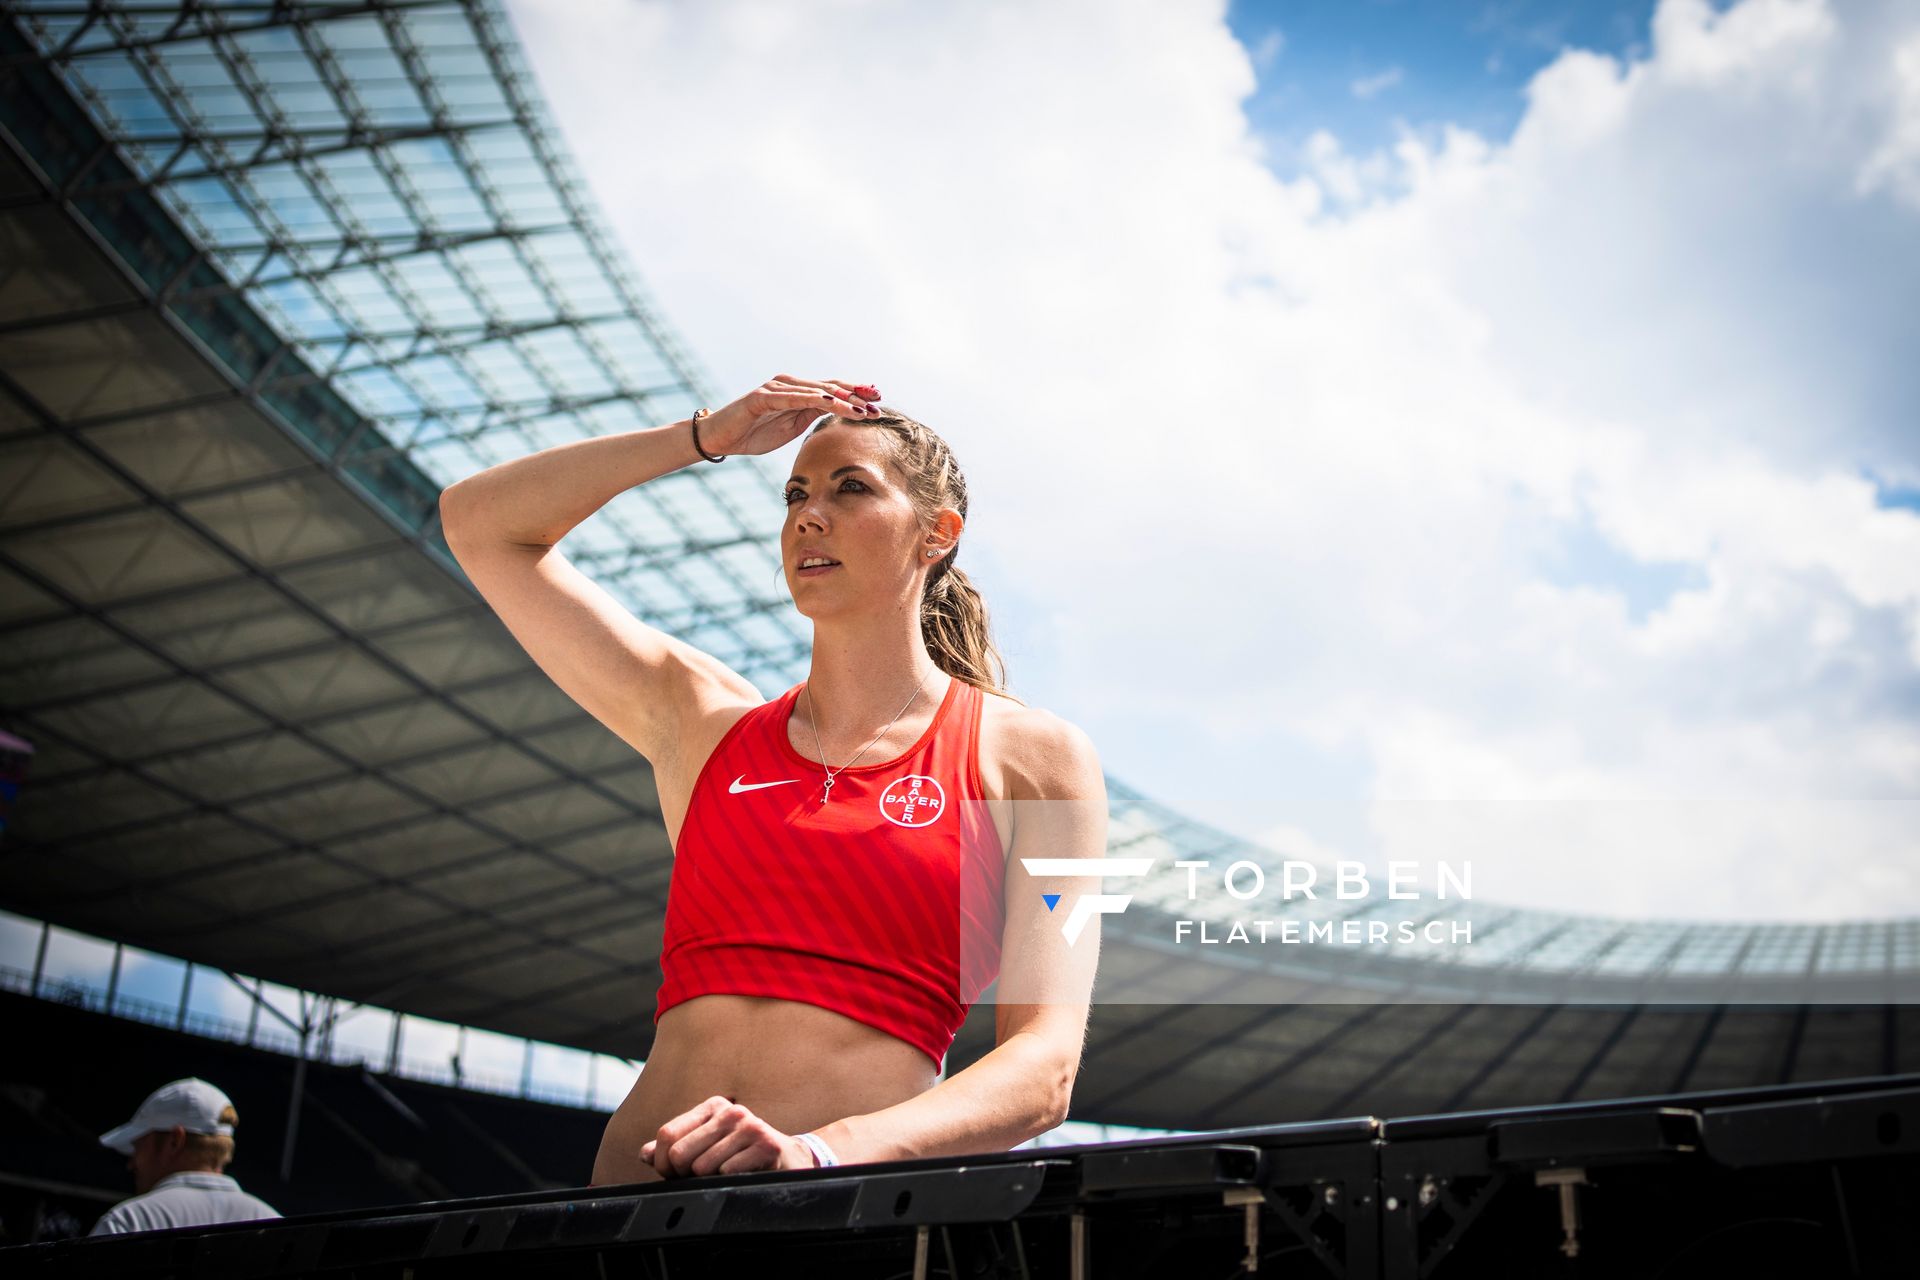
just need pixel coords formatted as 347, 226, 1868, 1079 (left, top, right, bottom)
803, 667, 936, 801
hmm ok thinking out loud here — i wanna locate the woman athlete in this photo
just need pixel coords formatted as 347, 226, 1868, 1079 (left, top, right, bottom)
440, 375, 1107, 1183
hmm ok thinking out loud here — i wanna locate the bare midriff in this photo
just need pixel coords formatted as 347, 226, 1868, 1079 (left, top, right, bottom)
589, 993, 940, 1185
588, 691, 1020, 1186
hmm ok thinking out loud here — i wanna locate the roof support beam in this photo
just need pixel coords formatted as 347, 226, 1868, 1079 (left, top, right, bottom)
3, 0, 459, 68
0, 397, 671, 959
1437, 1004, 1562, 1113
1778, 1003, 1813, 1083
1186, 1004, 1394, 1129
1669, 1004, 1727, 1093
1323, 1003, 1483, 1118
73, 122, 523, 197
1557, 1005, 1641, 1103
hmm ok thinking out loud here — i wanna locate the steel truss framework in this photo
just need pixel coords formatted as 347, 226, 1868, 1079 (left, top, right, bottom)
2, 0, 1917, 1129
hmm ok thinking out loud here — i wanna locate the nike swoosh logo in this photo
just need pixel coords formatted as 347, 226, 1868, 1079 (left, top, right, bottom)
729, 775, 799, 794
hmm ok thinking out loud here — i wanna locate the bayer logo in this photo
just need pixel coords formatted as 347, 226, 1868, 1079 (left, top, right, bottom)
879, 774, 946, 827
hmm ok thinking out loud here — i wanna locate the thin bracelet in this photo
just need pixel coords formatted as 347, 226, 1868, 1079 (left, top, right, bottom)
689, 408, 725, 463
796, 1131, 839, 1168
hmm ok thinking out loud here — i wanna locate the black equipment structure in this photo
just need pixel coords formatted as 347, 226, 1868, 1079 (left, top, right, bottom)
10, 1072, 1917, 1278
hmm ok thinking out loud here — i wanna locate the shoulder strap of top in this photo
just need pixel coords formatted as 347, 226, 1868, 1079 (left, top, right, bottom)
959, 677, 988, 801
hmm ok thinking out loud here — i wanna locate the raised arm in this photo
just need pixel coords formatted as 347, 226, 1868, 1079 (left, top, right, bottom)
438, 376, 881, 770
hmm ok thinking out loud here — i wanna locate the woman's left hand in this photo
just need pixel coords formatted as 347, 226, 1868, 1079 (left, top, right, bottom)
640, 1095, 816, 1177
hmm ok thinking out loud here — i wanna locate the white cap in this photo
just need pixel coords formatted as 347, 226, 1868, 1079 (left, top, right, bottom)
99, 1079, 235, 1155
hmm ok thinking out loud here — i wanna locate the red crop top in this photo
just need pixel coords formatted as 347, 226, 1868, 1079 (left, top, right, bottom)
654, 674, 1008, 1069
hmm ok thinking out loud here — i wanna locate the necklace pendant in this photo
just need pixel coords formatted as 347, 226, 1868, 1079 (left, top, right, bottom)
821, 776, 834, 799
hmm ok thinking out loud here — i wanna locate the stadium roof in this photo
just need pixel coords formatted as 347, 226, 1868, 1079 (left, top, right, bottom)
2, 0, 1914, 1130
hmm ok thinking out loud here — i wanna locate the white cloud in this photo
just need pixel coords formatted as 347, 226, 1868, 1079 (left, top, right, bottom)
1858, 34, 1920, 209
506, 0, 1920, 922
1252, 28, 1285, 69
1350, 65, 1405, 99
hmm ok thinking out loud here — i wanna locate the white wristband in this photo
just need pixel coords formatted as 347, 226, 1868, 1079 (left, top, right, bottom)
796, 1131, 839, 1168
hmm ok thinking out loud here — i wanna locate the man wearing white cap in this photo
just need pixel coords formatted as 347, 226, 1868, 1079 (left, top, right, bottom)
90, 1078, 281, 1236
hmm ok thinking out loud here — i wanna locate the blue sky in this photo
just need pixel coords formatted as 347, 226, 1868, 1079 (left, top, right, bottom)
512, 0, 1920, 923
1229, 0, 1661, 164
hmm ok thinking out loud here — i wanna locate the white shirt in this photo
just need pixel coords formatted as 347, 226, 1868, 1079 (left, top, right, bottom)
89, 1171, 281, 1237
